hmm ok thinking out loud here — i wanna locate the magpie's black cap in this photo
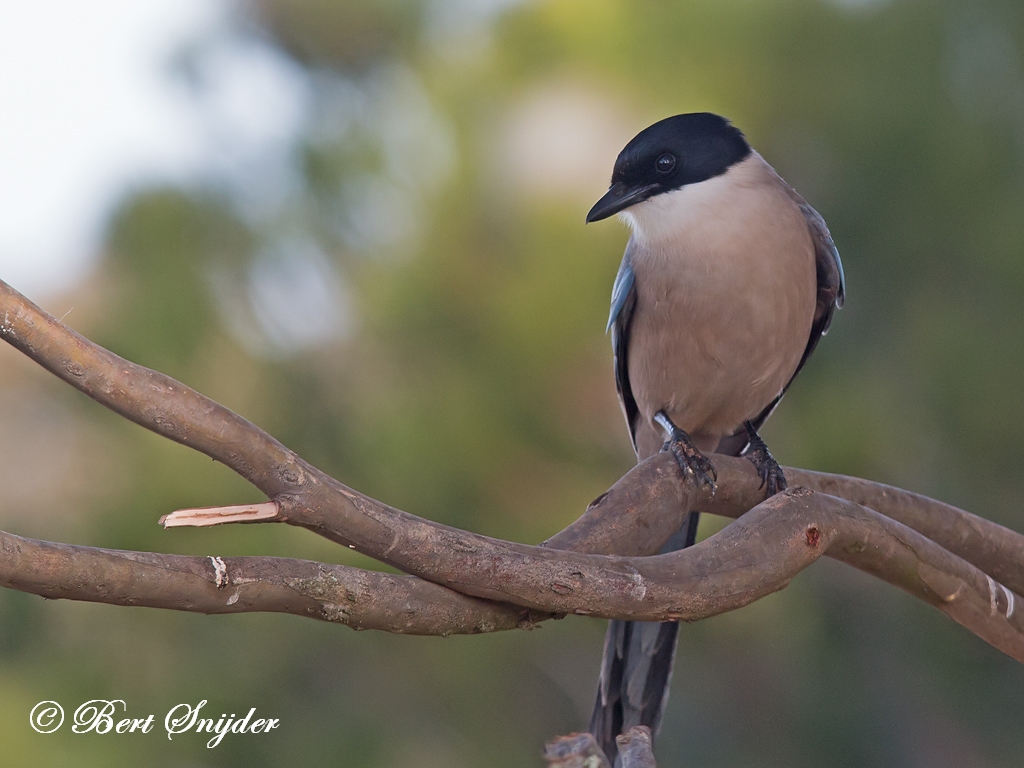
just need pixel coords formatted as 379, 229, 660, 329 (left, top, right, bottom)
587, 113, 751, 223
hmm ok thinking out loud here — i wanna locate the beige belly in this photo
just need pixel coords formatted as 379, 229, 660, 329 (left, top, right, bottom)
624, 173, 817, 459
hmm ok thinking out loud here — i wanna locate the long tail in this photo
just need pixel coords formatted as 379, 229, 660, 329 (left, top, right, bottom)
589, 510, 700, 763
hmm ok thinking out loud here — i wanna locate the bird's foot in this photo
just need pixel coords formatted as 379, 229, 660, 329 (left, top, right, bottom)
655, 411, 717, 492
743, 420, 787, 497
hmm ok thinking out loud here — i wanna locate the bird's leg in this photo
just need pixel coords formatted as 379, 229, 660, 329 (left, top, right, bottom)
654, 410, 717, 491
742, 420, 787, 497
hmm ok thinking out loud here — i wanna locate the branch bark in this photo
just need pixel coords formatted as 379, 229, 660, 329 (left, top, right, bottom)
543, 727, 656, 768
544, 732, 613, 768
0, 531, 539, 634
1, 278, 1023, 663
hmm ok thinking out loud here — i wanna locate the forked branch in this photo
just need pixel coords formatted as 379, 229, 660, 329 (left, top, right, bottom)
1, 278, 1023, 662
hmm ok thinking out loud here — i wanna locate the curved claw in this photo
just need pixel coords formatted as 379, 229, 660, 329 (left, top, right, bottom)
756, 458, 788, 497
662, 433, 717, 493
742, 420, 787, 498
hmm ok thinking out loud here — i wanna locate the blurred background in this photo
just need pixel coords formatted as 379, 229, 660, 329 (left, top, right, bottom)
2, 0, 1024, 765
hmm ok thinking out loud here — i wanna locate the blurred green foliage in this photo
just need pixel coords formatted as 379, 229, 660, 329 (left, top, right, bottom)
3, 0, 1024, 765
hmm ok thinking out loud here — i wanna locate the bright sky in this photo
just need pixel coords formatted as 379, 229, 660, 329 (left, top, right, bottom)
0, 0, 308, 299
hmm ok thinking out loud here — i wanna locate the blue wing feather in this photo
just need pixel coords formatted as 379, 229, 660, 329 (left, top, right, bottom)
607, 239, 641, 452
607, 247, 636, 333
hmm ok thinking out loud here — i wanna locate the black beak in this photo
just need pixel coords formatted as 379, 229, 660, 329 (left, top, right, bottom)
586, 181, 660, 223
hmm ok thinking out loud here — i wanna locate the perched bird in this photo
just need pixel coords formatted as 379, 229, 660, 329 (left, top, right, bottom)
585, 113, 845, 761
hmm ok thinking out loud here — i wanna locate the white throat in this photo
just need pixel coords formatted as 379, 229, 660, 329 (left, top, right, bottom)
618, 153, 768, 248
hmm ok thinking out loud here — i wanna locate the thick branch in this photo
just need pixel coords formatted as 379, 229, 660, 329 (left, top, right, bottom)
0, 447, 697, 633
0, 451, 693, 634
0, 531, 541, 635
193, 486, 1024, 660
1, 278, 1023, 660
616, 726, 657, 768
711, 459, 1024, 598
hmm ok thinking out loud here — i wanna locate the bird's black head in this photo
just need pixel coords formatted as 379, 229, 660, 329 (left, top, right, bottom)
586, 113, 751, 223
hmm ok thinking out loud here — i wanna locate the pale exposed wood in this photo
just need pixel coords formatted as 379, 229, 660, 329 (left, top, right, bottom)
160, 501, 280, 527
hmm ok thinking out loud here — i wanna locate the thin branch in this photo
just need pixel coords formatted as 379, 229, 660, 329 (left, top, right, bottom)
160, 501, 280, 527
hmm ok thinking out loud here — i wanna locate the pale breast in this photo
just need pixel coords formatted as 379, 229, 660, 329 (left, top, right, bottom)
622, 153, 817, 457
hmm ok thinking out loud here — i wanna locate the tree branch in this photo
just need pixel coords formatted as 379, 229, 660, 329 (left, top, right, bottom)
544, 732, 613, 767
178, 484, 1024, 659
543, 727, 656, 768
0, 531, 540, 634
1, 277, 1023, 662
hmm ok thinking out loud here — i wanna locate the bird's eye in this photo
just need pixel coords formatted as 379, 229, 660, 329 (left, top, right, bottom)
655, 153, 676, 174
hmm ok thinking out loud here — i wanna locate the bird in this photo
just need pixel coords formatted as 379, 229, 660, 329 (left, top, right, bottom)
585, 112, 845, 762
